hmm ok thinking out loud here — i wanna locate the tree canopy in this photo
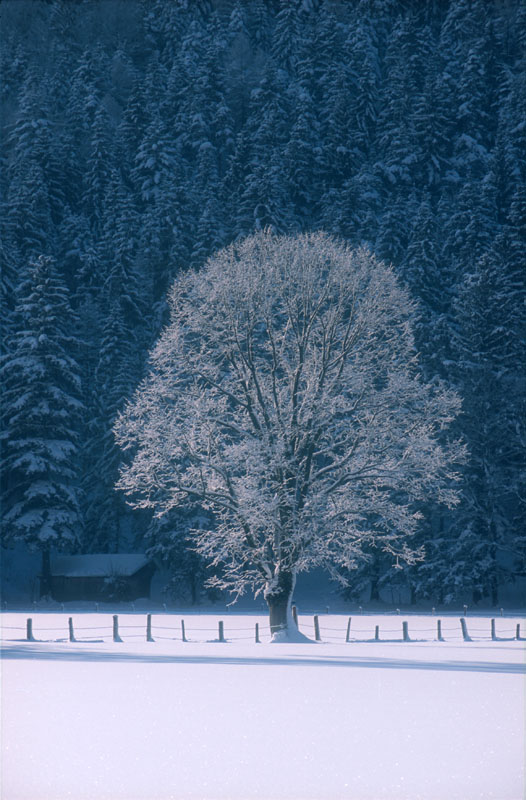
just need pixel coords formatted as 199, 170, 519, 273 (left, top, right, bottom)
116, 232, 464, 637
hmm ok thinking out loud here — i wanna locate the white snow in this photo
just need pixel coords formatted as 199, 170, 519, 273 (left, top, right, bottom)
1, 611, 525, 800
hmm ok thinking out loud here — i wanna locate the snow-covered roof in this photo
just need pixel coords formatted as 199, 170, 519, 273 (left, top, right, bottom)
51, 554, 152, 578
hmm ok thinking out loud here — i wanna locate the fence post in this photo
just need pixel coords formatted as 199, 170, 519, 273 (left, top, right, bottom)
113, 615, 122, 642
181, 619, 187, 642
292, 605, 298, 628
313, 615, 321, 641
218, 620, 225, 642
255, 623, 260, 643
460, 617, 471, 642
491, 618, 496, 641
26, 618, 35, 642
345, 617, 352, 643
437, 619, 444, 642
68, 617, 76, 642
516, 623, 521, 640
146, 614, 154, 642
374, 625, 380, 641
402, 621, 410, 642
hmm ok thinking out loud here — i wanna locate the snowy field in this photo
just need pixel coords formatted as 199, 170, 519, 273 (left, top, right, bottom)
1, 610, 525, 800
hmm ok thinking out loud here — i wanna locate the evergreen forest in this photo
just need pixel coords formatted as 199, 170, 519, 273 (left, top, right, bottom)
1, 0, 525, 606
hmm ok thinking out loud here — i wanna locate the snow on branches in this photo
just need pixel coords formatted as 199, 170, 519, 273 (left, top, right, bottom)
115, 232, 464, 635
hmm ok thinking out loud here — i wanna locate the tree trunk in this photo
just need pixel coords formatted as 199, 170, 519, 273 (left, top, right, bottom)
489, 537, 499, 606
264, 570, 296, 637
369, 553, 381, 602
490, 573, 499, 607
40, 549, 51, 598
190, 571, 198, 606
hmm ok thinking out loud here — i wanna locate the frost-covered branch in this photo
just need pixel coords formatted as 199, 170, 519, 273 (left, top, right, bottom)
115, 232, 464, 637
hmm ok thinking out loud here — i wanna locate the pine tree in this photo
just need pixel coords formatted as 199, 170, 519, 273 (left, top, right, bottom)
271, 0, 302, 76
58, 210, 101, 301
375, 16, 417, 192
283, 87, 323, 226
6, 161, 54, 260
401, 195, 453, 380
190, 140, 225, 266
225, 1, 255, 130
245, 0, 272, 53
449, 244, 526, 604
331, 166, 383, 246
230, 61, 293, 235
85, 300, 142, 553
1, 257, 84, 593
344, 17, 380, 166
84, 102, 115, 236
374, 193, 413, 266
64, 44, 112, 211
320, 63, 358, 189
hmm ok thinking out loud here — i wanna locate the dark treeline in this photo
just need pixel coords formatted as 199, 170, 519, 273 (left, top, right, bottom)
1, 0, 525, 605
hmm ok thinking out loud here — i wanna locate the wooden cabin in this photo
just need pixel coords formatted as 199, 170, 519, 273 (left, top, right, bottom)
49, 554, 156, 602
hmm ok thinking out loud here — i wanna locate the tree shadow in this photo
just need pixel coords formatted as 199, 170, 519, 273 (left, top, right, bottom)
1, 643, 524, 674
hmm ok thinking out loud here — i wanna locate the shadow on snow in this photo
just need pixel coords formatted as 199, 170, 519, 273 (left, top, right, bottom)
1, 642, 524, 674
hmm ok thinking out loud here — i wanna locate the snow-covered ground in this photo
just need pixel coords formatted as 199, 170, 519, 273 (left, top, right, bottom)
1, 610, 525, 800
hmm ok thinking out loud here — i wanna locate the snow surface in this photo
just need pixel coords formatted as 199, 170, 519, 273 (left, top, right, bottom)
1, 611, 525, 800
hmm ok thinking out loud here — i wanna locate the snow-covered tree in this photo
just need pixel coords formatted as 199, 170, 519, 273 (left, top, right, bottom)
3, 0, 523, 604
115, 232, 463, 639
1, 256, 84, 594
449, 239, 526, 604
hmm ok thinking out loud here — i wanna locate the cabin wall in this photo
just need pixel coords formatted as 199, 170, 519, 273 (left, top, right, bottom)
49, 565, 155, 602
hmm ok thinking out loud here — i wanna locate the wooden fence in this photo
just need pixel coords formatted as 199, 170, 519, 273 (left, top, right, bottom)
4, 614, 523, 645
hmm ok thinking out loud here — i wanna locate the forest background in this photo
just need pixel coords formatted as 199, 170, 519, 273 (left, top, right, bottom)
1, 0, 525, 607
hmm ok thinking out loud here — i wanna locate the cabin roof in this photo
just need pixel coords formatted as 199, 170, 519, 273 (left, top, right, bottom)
51, 554, 152, 578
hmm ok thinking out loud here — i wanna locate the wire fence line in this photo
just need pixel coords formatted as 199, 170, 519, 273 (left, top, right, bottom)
1, 614, 523, 645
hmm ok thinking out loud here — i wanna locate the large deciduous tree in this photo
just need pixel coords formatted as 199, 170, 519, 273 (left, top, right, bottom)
115, 232, 463, 640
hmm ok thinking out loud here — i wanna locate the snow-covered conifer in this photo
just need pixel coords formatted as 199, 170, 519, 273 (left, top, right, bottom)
1, 256, 84, 594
